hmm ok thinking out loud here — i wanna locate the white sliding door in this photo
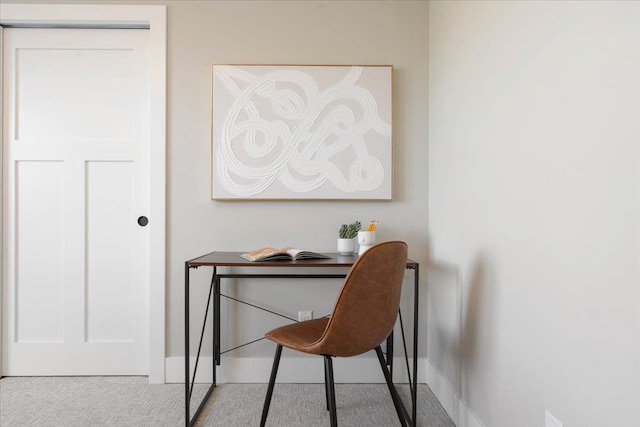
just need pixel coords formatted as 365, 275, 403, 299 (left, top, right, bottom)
2, 28, 151, 375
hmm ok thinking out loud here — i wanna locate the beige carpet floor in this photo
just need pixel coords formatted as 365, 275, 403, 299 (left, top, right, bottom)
0, 377, 454, 426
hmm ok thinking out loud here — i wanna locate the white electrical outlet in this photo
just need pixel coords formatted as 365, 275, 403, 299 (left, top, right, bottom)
298, 310, 313, 322
545, 411, 563, 427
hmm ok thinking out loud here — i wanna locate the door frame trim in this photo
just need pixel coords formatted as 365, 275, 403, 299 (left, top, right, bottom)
0, 4, 167, 383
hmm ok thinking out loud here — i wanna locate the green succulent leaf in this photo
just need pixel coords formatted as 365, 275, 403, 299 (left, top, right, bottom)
339, 221, 361, 239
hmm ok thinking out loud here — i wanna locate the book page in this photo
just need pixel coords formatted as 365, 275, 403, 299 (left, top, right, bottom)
248, 247, 279, 258
241, 247, 286, 261
285, 248, 303, 257
286, 248, 330, 259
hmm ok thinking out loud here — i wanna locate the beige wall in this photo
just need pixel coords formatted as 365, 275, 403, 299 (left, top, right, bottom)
428, 1, 639, 425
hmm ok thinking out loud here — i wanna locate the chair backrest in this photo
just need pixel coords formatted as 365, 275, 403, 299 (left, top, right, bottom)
312, 241, 408, 357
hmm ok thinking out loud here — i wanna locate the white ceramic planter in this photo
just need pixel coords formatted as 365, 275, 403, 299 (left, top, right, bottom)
337, 238, 355, 255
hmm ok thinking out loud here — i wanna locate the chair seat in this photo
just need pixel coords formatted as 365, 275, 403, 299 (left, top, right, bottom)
266, 317, 329, 354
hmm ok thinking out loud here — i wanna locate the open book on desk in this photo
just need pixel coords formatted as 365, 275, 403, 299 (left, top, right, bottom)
241, 247, 331, 262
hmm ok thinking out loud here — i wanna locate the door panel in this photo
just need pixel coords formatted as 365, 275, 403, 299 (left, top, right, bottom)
2, 28, 150, 375
16, 161, 65, 343
16, 48, 137, 142
86, 161, 134, 343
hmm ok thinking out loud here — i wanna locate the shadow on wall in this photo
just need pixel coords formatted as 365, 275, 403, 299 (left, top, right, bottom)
427, 252, 498, 422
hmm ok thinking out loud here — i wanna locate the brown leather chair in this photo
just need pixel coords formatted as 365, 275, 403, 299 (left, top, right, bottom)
260, 241, 409, 427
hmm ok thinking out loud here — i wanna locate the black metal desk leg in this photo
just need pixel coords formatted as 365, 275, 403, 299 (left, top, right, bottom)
214, 270, 220, 368
184, 262, 191, 427
212, 268, 216, 386
386, 331, 394, 379
412, 265, 419, 427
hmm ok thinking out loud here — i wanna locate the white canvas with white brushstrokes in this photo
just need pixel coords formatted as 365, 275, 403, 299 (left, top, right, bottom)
211, 65, 392, 200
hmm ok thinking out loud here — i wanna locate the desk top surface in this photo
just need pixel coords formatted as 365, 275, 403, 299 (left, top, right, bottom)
187, 251, 418, 268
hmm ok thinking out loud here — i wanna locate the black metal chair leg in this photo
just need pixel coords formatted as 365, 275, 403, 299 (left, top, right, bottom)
324, 355, 338, 427
260, 345, 283, 427
375, 346, 408, 427
324, 359, 330, 410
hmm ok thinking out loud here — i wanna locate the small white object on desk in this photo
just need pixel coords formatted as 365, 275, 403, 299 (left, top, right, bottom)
357, 231, 376, 255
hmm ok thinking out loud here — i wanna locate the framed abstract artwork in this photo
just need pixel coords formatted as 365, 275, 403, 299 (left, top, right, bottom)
211, 64, 393, 200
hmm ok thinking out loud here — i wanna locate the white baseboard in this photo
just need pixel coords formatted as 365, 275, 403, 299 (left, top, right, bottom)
166, 356, 428, 384
425, 359, 484, 427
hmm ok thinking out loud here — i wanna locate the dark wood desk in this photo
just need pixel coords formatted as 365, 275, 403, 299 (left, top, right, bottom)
185, 251, 419, 427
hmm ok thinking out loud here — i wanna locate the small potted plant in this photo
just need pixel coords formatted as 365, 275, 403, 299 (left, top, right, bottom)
337, 221, 361, 255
